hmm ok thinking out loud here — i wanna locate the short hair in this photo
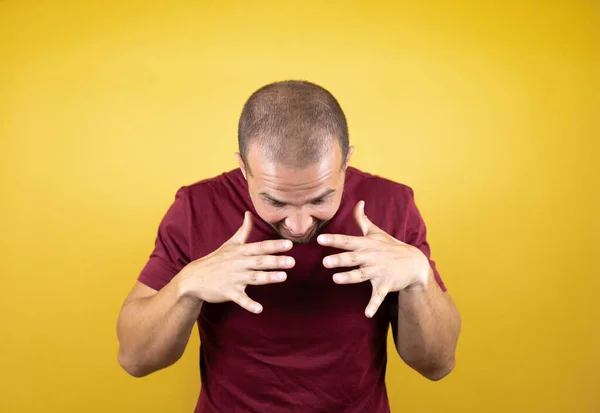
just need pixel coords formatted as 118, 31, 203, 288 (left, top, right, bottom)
237, 80, 349, 170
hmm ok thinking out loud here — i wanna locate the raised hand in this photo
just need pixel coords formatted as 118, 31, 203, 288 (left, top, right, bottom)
317, 201, 430, 318
178, 211, 295, 314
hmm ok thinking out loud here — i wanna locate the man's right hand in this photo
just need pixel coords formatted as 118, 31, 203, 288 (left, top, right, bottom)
177, 211, 295, 314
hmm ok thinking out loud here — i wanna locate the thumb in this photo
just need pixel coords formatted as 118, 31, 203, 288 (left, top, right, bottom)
229, 211, 254, 244
353, 200, 378, 236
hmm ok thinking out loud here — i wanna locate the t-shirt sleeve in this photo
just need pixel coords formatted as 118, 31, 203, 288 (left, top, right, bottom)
137, 187, 191, 291
403, 187, 447, 292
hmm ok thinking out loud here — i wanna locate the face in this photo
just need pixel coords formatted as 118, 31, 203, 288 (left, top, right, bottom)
236, 142, 353, 244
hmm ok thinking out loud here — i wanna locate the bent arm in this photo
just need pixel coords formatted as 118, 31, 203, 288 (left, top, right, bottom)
116, 274, 202, 377
391, 268, 461, 381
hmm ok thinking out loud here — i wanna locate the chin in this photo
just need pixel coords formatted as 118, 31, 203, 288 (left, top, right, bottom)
276, 229, 314, 245
277, 222, 329, 245
287, 235, 315, 245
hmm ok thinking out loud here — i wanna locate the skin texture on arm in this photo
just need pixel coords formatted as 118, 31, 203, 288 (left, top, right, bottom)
116, 278, 202, 378
391, 269, 461, 381
116, 212, 295, 377
318, 200, 461, 381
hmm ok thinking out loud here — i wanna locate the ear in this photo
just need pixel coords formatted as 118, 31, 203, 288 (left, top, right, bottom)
234, 152, 248, 180
345, 146, 355, 168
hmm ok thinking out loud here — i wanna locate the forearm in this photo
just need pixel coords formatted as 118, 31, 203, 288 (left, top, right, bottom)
116, 274, 202, 377
395, 268, 461, 380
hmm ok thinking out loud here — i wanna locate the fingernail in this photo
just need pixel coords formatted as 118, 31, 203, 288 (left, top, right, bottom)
252, 304, 262, 313
324, 257, 333, 267
334, 274, 346, 283
282, 240, 292, 248
276, 272, 286, 281
318, 235, 328, 244
285, 257, 293, 266
366, 307, 375, 317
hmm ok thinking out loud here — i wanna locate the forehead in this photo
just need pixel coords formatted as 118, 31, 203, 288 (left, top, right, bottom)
246, 144, 343, 195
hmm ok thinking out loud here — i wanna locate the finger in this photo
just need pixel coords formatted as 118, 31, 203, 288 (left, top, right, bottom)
332, 266, 377, 284
241, 239, 293, 256
245, 271, 287, 285
323, 251, 377, 269
228, 211, 254, 245
316, 233, 375, 250
240, 254, 295, 270
353, 200, 382, 236
365, 282, 389, 318
230, 291, 263, 314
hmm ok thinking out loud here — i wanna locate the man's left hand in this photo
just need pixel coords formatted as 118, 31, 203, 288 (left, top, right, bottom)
317, 200, 431, 318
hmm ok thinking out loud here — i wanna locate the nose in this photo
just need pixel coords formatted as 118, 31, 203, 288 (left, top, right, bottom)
284, 211, 314, 236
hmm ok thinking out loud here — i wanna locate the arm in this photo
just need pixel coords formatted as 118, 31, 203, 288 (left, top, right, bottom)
116, 277, 202, 378
116, 187, 200, 377
318, 198, 461, 381
391, 268, 461, 381
116, 211, 295, 378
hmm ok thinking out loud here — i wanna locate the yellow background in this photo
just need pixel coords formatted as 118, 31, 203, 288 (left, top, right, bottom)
1, 1, 598, 412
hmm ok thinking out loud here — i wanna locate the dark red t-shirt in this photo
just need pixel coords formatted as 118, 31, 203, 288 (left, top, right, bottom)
137, 166, 446, 413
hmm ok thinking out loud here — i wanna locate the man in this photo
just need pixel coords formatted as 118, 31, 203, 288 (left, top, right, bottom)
116, 80, 461, 412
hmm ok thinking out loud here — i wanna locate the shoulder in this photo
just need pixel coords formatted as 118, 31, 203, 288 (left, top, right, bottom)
160, 168, 247, 232
178, 168, 246, 205
166, 169, 249, 257
344, 167, 422, 240
346, 166, 415, 205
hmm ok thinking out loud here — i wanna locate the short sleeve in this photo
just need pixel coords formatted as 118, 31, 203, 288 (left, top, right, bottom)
404, 188, 447, 292
137, 187, 191, 291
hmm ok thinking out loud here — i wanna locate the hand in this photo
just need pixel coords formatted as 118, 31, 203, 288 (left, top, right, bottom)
178, 211, 295, 314
317, 200, 430, 318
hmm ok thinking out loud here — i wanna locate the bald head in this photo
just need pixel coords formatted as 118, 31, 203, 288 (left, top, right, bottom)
237, 80, 349, 171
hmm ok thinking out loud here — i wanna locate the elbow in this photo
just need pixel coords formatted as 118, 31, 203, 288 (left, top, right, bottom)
120, 364, 149, 379
117, 346, 181, 378
118, 348, 155, 378
400, 349, 457, 382
118, 350, 147, 378
419, 358, 456, 381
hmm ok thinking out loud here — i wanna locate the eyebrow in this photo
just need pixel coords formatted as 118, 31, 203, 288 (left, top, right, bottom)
259, 188, 336, 205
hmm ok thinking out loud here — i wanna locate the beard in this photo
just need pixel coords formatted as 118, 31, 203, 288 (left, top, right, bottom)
270, 219, 330, 244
